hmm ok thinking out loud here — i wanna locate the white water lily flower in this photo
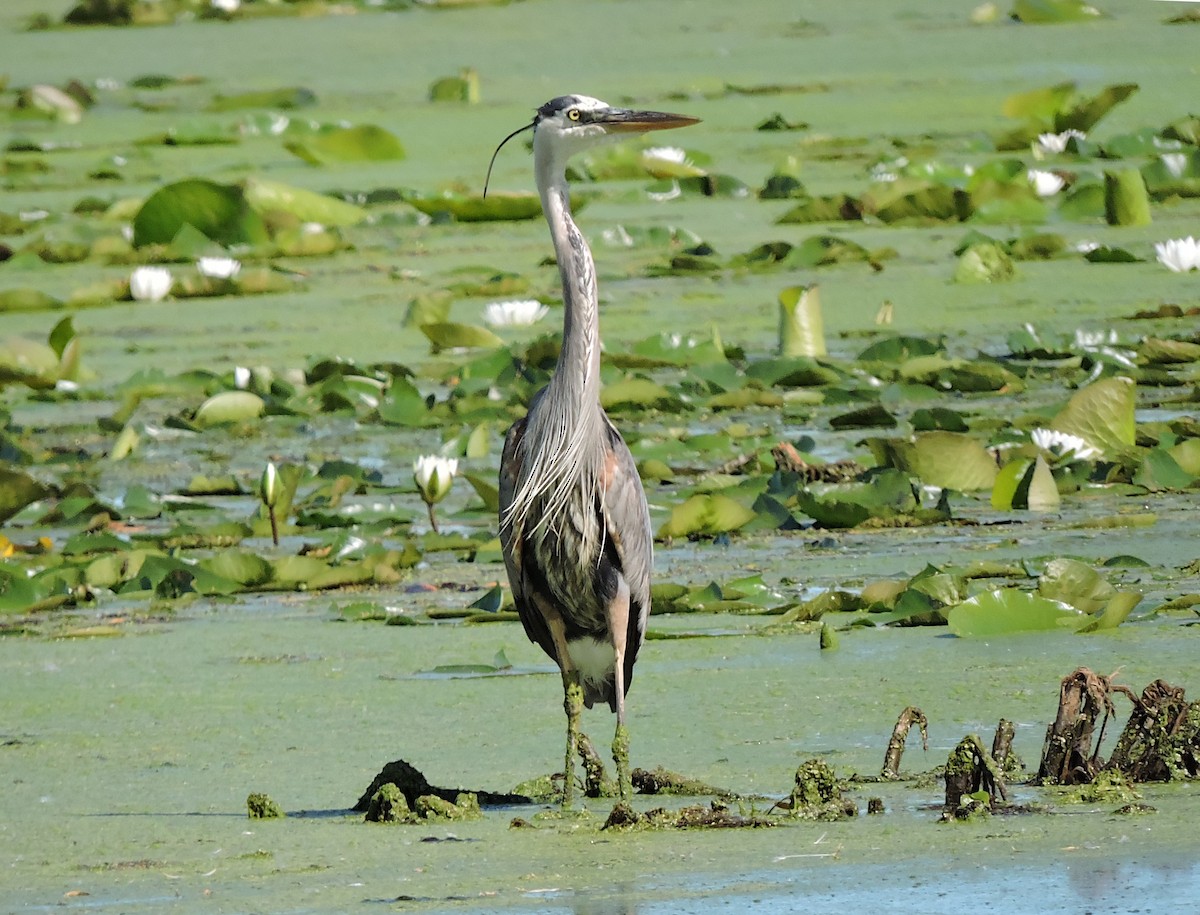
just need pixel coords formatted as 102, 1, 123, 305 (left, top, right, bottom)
129, 266, 172, 302
1031, 428, 1101, 461
413, 455, 458, 505
1028, 169, 1066, 198
211, 0, 240, 12
1154, 236, 1200, 273
642, 146, 687, 165
869, 155, 907, 183
483, 299, 549, 328
601, 225, 635, 248
234, 366, 252, 389
1160, 153, 1188, 179
1072, 327, 1118, 349
197, 256, 242, 280
1033, 129, 1085, 157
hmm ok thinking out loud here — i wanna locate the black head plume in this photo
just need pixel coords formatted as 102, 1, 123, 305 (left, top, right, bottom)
483, 119, 535, 198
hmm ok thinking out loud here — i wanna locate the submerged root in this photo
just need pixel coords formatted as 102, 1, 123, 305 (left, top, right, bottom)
631, 766, 733, 798
1035, 667, 1134, 786
1106, 679, 1200, 782
881, 706, 928, 780
942, 734, 1009, 821
602, 800, 775, 830
772, 442, 864, 482
355, 758, 529, 814
991, 718, 1024, 778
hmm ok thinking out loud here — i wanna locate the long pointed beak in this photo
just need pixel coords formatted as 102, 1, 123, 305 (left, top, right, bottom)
596, 108, 701, 133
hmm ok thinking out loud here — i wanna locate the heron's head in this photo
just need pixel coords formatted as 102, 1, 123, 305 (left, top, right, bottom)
484, 95, 699, 195
532, 95, 699, 154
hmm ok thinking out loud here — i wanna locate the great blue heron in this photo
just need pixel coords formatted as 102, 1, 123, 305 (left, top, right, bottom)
487, 95, 699, 806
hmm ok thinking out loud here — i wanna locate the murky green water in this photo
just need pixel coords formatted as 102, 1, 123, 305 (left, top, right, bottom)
4, 609, 1200, 912
3, 0, 1199, 911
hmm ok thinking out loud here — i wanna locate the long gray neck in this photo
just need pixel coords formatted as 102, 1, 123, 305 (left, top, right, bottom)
535, 144, 601, 405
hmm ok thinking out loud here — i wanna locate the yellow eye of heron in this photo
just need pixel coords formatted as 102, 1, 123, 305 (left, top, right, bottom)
566, 108, 581, 122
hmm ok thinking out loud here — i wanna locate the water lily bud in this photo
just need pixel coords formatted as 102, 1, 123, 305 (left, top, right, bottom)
260, 461, 279, 508
413, 455, 458, 505
129, 266, 173, 302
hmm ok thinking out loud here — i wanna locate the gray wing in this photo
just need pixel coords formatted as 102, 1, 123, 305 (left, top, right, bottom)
598, 413, 653, 680
498, 413, 558, 665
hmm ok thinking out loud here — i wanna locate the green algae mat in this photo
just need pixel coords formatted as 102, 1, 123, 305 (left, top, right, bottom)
2, 0, 1199, 911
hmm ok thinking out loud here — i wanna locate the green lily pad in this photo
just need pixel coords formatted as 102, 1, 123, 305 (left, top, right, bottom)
947, 588, 1083, 637
1076, 592, 1142, 633
1012, 1, 1107, 23
658, 494, 756, 539
208, 87, 317, 111
795, 469, 918, 528
0, 468, 51, 523
132, 178, 269, 248
873, 432, 998, 491
1141, 150, 1200, 200
285, 124, 406, 165
954, 242, 1015, 283
778, 285, 826, 358
0, 288, 62, 313
193, 391, 266, 428
408, 193, 566, 223
829, 404, 896, 430
745, 356, 841, 387
1037, 558, 1115, 613
1104, 169, 1152, 226
243, 177, 367, 227
776, 194, 862, 224
201, 549, 274, 588
601, 378, 684, 412
1050, 376, 1135, 457
863, 179, 970, 224
419, 322, 504, 353
1135, 448, 1196, 492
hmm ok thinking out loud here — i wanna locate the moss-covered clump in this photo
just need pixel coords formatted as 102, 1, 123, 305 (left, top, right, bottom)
1057, 770, 1141, 806
416, 792, 483, 822
779, 758, 857, 821
365, 784, 482, 824
602, 800, 774, 830
246, 792, 285, 819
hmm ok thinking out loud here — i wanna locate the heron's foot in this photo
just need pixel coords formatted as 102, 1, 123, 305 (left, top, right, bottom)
612, 722, 632, 802
577, 732, 616, 797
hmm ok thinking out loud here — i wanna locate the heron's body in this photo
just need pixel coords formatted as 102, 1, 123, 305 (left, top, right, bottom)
492, 95, 698, 804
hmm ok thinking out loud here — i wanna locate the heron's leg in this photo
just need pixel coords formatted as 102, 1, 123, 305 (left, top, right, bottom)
607, 579, 633, 802
534, 595, 582, 808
